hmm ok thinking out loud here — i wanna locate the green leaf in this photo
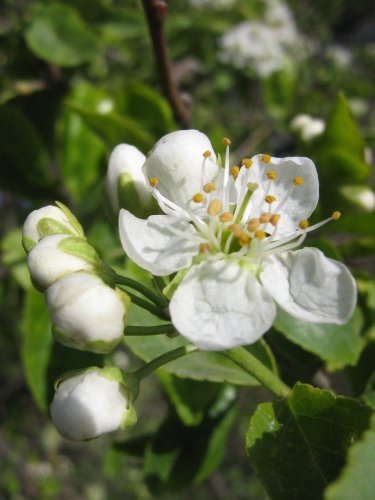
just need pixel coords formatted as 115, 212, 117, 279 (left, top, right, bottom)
325, 414, 375, 500
246, 383, 372, 500
361, 372, 375, 409
125, 303, 276, 386
144, 400, 237, 494
0, 105, 53, 197
21, 288, 53, 411
24, 3, 99, 67
158, 373, 225, 426
273, 308, 364, 371
1, 228, 31, 290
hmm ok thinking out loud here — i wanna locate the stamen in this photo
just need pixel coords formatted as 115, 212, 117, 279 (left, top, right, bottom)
229, 224, 243, 237
242, 158, 253, 169
299, 219, 309, 230
192, 193, 204, 203
231, 165, 240, 177
261, 154, 271, 164
267, 170, 277, 180
270, 214, 281, 226
222, 138, 231, 211
332, 211, 341, 220
219, 211, 233, 223
223, 137, 231, 146
265, 195, 276, 204
260, 212, 272, 223
149, 177, 159, 187
234, 182, 259, 223
293, 176, 304, 186
239, 234, 251, 247
203, 150, 212, 158
207, 198, 223, 216
255, 230, 266, 240
247, 218, 260, 232
203, 182, 217, 193
199, 243, 211, 253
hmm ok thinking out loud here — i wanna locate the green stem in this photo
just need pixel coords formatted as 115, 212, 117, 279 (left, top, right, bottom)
126, 324, 175, 336
222, 347, 291, 398
133, 344, 198, 381
115, 273, 168, 309
123, 289, 169, 320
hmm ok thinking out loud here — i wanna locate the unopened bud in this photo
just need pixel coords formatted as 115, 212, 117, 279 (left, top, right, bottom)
50, 367, 137, 441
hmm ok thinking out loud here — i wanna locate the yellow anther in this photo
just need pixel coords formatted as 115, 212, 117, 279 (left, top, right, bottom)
242, 158, 253, 169
293, 176, 304, 186
255, 230, 266, 240
149, 177, 159, 187
207, 198, 223, 216
265, 195, 276, 204
261, 154, 271, 164
192, 193, 204, 203
299, 219, 309, 230
229, 224, 243, 237
231, 165, 240, 177
203, 150, 212, 158
239, 234, 251, 247
199, 243, 211, 254
223, 137, 231, 146
332, 211, 341, 221
267, 169, 277, 180
260, 212, 272, 223
219, 211, 233, 223
270, 214, 281, 226
247, 218, 260, 232
203, 182, 217, 193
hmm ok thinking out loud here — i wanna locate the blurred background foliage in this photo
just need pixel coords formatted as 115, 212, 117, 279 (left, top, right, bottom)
1, 0, 375, 498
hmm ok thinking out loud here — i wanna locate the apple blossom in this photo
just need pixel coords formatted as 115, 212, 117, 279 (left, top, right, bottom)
50, 367, 136, 441
46, 271, 129, 353
119, 130, 357, 351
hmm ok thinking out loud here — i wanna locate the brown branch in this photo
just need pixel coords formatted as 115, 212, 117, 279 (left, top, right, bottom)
141, 0, 192, 128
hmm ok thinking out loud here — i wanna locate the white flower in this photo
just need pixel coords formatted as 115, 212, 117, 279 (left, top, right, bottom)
50, 367, 136, 441
106, 144, 154, 214
291, 114, 326, 142
340, 185, 375, 212
119, 130, 357, 351
22, 203, 83, 253
46, 271, 129, 353
27, 234, 96, 290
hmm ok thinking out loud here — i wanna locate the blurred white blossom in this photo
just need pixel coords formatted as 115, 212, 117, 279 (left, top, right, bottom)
190, 0, 236, 9
290, 114, 326, 142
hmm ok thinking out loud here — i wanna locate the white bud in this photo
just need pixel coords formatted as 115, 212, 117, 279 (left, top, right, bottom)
46, 271, 129, 353
22, 203, 84, 253
50, 367, 136, 441
27, 234, 97, 290
106, 144, 153, 215
290, 114, 325, 142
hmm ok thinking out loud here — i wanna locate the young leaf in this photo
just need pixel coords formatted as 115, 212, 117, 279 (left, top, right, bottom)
246, 383, 372, 500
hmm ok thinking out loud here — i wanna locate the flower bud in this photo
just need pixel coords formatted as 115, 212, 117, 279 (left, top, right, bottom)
50, 367, 137, 441
290, 114, 325, 142
106, 144, 154, 216
27, 234, 98, 290
46, 271, 129, 353
22, 202, 84, 253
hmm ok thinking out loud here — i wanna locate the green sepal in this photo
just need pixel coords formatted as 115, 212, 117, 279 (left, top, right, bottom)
52, 325, 123, 354
36, 217, 77, 239
58, 236, 101, 266
55, 201, 85, 237
117, 172, 158, 218
22, 234, 36, 253
101, 367, 138, 428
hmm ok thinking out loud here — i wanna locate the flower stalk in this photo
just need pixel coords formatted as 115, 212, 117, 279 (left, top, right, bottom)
126, 324, 175, 336
115, 273, 168, 309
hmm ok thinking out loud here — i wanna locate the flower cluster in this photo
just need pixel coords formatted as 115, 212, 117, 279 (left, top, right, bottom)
23, 203, 134, 440
219, 0, 310, 77
118, 129, 356, 350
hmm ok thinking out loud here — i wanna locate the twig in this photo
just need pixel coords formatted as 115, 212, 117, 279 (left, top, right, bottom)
141, 0, 192, 128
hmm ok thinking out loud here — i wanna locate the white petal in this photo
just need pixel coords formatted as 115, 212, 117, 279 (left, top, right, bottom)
119, 210, 200, 276
169, 260, 276, 350
106, 144, 150, 211
260, 247, 357, 324
142, 130, 221, 209
236, 155, 319, 235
